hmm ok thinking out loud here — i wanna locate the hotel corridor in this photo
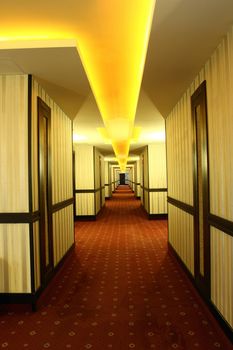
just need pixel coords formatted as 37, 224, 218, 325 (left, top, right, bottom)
0, 186, 231, 349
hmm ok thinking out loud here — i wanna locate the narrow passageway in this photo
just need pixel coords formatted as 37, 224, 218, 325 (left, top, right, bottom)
0, 187, 231, 349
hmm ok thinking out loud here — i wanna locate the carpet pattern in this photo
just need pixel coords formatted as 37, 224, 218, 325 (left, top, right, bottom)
0, 185, 232, 349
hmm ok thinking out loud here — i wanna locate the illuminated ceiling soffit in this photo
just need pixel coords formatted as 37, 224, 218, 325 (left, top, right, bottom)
1, 0, 156, 171
77, 0, 156, 171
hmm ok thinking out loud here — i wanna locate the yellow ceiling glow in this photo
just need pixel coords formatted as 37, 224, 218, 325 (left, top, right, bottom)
77, 0, 156, 168
0, 26, 76, 43
1, 0, 156, 170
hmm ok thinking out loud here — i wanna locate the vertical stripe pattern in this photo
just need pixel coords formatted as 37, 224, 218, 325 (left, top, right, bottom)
166, 24, 233, 328
0, 224, 31, 293
0, 75, 29, 213
168, 204, 194, 275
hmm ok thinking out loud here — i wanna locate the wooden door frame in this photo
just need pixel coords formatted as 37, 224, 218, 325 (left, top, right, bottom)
191, 80, 210, 298
38, 97, 53, 285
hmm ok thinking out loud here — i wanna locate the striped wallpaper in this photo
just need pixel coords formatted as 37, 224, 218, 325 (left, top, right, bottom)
149, 192, 167, 215
168, 204, 194, 275
211, 227, 233, 327
75, 193, 95, 216
32, 78, 73, 207
166, 93, 193, 206
53, 205, 74, 266
0, 75, 74, 296
33, 221, 40, 291
74, 144, 94, 190
148, 143, 167, 189
94, 148, 105, 214
74, 145, 105, 216
104, 162, 111, 198
140, 144, 167, 215
32, 77, 74, 289
166, 24, 233, 329
0, 75, 29, 213
0, 224, 31, 293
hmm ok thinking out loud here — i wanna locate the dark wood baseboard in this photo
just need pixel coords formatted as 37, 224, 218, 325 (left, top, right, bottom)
0, 291, 40, 309
75, 215, 96, 221
168, 242, 233, 343
149, 213, 168, 220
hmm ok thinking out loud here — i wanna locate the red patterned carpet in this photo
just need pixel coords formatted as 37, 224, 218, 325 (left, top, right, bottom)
0, 186, 232, 349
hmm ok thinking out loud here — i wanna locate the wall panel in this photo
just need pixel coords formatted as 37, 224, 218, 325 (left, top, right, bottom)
166, 24, 233, 331
168, 204, 194, 275
104, 162, 110, 198
211, 227, 233, 328
74, 145, 94, 189
94, 148, 105, 214
167, 26, 233, 219
148, 143, 167, 188
140, 147, 149, 211
32, 78, 73, 206
53, 205, 74, 266
0, 224, 31, 293
206, 28, 233, 221
149, 192, 167, 214
75, 193, 95, 216
33, 221, 41, 291
166, 92, 193, 206
0, 75, 29, 213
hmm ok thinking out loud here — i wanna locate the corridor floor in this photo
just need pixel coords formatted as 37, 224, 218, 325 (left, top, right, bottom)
0, 186, 232, 349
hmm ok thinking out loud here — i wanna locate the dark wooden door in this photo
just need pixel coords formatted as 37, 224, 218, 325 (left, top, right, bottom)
38, 97, 53, 285
191, 81, 210, 298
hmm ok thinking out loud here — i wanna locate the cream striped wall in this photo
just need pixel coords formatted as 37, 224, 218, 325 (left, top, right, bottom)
140, 147, 149, 211
168, 204, 194, 275
0, 75, 29, 213
74, 144, 94, 189
0, 75, 74, 299
0, 75, 32, 294
166, 24, 233, 329
140, 144, 167, 216
74, 144, 95, 216
148, 143, 167, 215
111, 165, 118, 191
75, 193, 95, 215
32, 78, 73, 206
32, 78, 74, 291
53, 205, 74, 266
206, 27, 233, 221
94, 148, 105, 214
150, 193, 167, 215
0, 224, 31, 293
136, 160, 141, 197
74, 145, 105, 217
211, 227, 233, 327
166, 93, 193, 205
111, 166, 115, 192
104, 162, 111, 198
33, 221, 40, 291
148, 143, 167, 189
140, 154, 144, 204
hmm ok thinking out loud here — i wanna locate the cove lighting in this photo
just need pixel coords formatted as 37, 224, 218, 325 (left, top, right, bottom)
73, 134, 87, 143
77, 0, 156, 168
1, 0, 156, 170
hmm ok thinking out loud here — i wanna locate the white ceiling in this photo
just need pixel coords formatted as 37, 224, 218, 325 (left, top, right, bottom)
1, 0, 233, 156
